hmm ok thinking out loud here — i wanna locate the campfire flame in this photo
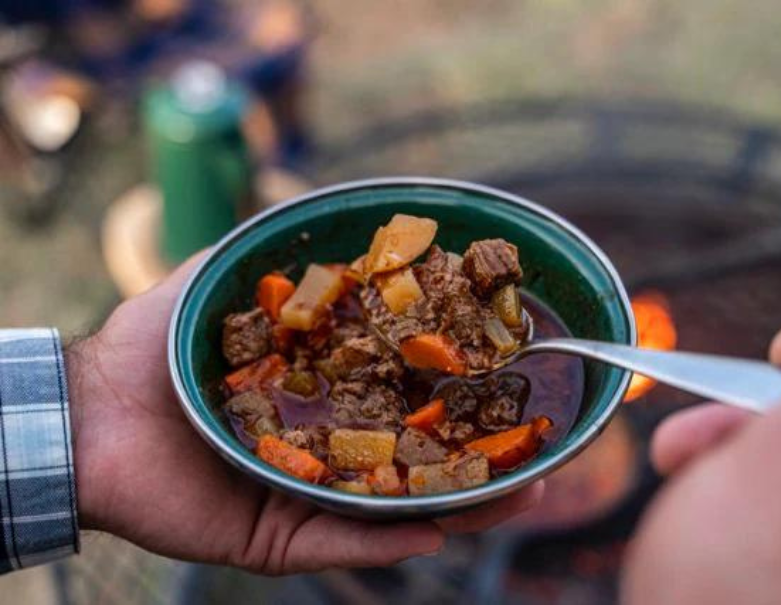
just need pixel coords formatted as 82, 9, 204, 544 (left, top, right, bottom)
624, 291, 677, 402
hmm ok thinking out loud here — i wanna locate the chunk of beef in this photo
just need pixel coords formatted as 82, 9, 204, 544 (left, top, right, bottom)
330, 335, 380, 376
434, 379, 480, 421
477, 373, 530, 431
360, 285, 426, 344
223, 390, 281, 437
407, 452, 490, 496
462, 347, 494, 373
305, 309, 336, 354
478, 398, 523, 432
328, 319, 367, 348
280, 426, 331, 460
416, 246, 486, 348
326, 335, 404, 383
222, 308, 272, 367
330, 381, 405, 430
414, 246, 452, 303
463, 239, 523, 299
433, 420, 477, 445
394, 428, 449, 467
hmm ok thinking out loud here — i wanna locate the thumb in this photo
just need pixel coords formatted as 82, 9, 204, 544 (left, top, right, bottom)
142, 249, 211, 305
650, 403, 753, 475
770, 329, 781, 367
104, 249, 210, 343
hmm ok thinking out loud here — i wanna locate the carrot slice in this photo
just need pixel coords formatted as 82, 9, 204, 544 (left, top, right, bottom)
225, 353, 288, 395
256, 273, 296, 321
256, 435, 334, 484
532, 415, 553, 435
404, 398, 446, 433
465, 420, 547, 469
399, 334, 467, 376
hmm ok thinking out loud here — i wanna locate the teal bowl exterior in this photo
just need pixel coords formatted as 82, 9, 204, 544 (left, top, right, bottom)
169, 177, 636, 519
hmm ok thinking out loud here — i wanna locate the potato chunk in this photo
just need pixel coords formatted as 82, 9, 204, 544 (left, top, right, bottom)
332, 478, 373, 495
280, 264, 343, 331
374, 266, 425, 314
328, 429, 397, 471
364, 214, 438, 276
346, 255, 368, 286
407, 452, 490, 495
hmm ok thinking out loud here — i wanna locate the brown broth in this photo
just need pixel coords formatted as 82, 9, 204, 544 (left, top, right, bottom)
509, 292, 584, 448
420, 292, 584, 451
229, 291, 584, 459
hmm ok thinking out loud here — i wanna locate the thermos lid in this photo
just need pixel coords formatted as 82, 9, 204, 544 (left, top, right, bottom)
143, 60, 248, 143
171, 61, 228, 113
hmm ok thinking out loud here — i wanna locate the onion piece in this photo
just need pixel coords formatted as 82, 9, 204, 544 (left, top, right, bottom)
484, 317, 519, 356
492, 284, 524, 327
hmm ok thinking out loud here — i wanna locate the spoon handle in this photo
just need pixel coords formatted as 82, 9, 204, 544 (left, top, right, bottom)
524, 338, 781, 413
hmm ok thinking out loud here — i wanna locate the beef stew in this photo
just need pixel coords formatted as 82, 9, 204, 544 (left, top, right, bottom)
220, 215, 584, 496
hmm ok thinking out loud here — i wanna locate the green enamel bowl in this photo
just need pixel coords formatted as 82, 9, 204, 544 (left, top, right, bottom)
169, 177, 636, 519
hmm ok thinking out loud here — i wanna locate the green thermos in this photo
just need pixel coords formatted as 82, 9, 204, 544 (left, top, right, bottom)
144, 61, 253, 264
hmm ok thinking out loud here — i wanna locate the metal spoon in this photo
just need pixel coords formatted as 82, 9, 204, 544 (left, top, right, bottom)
368, 306, 781, 414
516, 337, 781, 414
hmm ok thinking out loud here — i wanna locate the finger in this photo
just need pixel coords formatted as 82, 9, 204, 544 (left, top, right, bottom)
651, 403, 753, 475
282, 514, 444, 573
436, 480, 545, 534
770, 329, 781, 366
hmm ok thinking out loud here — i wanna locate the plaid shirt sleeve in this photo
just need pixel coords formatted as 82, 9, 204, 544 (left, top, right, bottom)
0, 328, 79, 573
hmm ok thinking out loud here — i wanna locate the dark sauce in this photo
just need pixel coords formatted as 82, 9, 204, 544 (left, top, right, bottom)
228, 291, 584, 462
508, 292, 584, 448
257, 296, 363, 431
416, 291, 584, 453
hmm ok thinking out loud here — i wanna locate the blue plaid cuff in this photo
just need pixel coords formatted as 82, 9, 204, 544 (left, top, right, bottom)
0, 328, 79, 573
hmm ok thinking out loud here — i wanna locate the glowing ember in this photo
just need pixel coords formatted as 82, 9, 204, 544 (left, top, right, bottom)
624, 292, 677, 402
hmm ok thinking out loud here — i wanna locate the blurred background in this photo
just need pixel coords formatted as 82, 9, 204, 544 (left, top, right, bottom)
3, 0, 781, 603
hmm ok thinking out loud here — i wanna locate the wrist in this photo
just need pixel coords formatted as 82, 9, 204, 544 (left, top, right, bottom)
66, 336, 109, 531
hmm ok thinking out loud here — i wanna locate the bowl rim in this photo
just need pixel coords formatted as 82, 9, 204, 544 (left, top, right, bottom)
168, 176, 637, 513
